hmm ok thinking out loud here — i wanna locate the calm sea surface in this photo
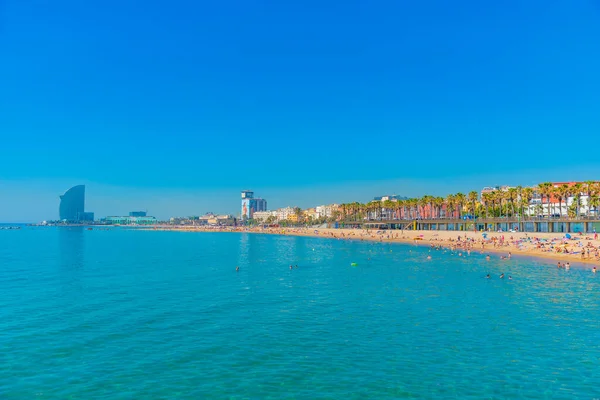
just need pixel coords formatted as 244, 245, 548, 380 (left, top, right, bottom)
1, 227, 599, 399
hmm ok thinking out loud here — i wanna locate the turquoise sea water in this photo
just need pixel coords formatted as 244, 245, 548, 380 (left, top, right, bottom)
1, 227, 600, 399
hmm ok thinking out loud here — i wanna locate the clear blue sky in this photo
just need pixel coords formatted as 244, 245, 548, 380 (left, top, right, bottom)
1, 1, 599, 222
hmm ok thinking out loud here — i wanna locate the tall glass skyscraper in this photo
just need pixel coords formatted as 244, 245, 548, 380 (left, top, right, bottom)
59, 185, 86, 221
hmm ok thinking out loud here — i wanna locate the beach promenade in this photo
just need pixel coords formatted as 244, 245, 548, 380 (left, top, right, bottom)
144, 225, 600, 267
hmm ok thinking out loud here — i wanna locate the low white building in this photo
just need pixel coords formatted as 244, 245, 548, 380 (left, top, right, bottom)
253, 211, 277, 222
315, 204, 339, 218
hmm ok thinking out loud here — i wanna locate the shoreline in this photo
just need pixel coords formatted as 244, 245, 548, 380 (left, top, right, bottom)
138, 226, 600, 267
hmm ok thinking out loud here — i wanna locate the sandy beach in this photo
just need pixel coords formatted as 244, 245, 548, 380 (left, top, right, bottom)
142, 225, 600, 267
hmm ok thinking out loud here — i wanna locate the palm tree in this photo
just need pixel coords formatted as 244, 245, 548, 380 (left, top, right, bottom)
293, 207, 303, 223
413, 198, 420, 219
592, 182, 600, 218
359, 202, 368, 221
556, 184, 569, 218
445, 194, 456, 219
572, 183, 583, 218
589, 190, 600, 219
584, 181, 595, 217
382, 200, 395, 220
496, 191, 506, 217
426, 195, 435, 219
507, 188, 517, 217
434, 197, 444, 219
538, 182, 554, 218
455, 193, 466, 219
417, 197, 427, 220
482, 192, 491, 218
489, 190, 500, 218
521, 187, 534, 218
468, 191, 478, 218
515, 186, 523, 216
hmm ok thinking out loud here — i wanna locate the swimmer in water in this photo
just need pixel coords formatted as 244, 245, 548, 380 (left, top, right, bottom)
236, 266, 239, 271
499, 273, 504, 279
565, 263, 570, 270
485, 274, 490, 279
593, 267, 597, 273
486, 255, 491, 261
290, 265, 293, 270
508, 276, 512, 280
427, 255, 431, 260
295, 265, 298, 269
557, 262, 562, 269
508, 252, 512, 259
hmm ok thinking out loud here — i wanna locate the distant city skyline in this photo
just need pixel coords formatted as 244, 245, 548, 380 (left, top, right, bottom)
2, 1, 599, 222
3, 169, 600, 223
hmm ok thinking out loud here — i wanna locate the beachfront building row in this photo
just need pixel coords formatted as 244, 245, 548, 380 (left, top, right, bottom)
523, 182, 596, 217
252, 204, 340, 223
253, 207, 296, 222
480, 183, 598, 217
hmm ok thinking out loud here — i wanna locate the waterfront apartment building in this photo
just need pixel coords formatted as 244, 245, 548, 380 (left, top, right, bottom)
276, 207, 295, 221
129, 211, 147, 217
241, 190, 268, 219
303, 208, 319, 221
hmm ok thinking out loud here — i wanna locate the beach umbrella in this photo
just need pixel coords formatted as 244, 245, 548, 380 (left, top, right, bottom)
566, 234, 572, 239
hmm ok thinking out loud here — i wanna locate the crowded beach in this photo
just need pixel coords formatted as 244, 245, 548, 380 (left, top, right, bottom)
143, 225, 600, 267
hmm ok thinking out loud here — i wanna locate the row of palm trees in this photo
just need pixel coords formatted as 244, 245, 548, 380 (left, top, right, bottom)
338, 181, 600, 222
